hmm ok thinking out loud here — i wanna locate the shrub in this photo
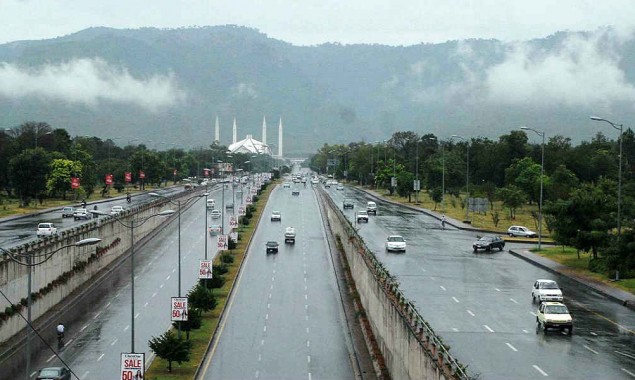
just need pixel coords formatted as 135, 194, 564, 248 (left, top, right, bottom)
221, 253, 234, 264
241, 216, 251, 225
228, 237, 237, 250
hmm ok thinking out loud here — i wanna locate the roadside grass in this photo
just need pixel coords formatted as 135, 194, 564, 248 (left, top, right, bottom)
144, 182, 273, 379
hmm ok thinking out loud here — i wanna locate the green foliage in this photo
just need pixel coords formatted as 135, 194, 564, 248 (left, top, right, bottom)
491, 211, 500, 227
429, 188, 443, 210
8, 148, 52, 205
172, 309, 202, 340
221, 252, 234, 264
228, 236, 237, 250
496, 185, 526, 219
189, 283, 217, 314
148, 330, 192, 372
46, 159, 82, 199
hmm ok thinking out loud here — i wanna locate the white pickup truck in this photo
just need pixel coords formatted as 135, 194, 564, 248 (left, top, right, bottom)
284, 227, 296, 244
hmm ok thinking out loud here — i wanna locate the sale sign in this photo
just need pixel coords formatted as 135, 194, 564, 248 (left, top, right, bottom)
171, 297, 188, 322
203, 168, 210, 177
120, 352, 144, 380
105, 174, 113, 185
71, 177, 80, 189
229, 216, 238, 228
217, 235, 228, 250
139, 170, 145, 179
199, 260, 213, 279
238, 205, 245, 216
125, 172, 132, 183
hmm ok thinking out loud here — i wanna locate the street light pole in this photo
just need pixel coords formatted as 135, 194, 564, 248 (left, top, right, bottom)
451, 135, 470, 221
520, 127, 545, 250
415, 139, 420, 204
590, 116, 624, 239
1, 238, 102, 379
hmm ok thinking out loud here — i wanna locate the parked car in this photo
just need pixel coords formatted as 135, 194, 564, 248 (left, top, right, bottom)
208, 224, 222, 235
210, 210, 222, 219
536, 302, 573, 335
532, 279, 563, 303
37, 223, 58, 237
73, 208, 91, 221
507, 225, 537, 237
292, 190, 300, 196
266, 241, 279, 254
110, 206, 125, 215
356, 210, 369, 223
385, 235, 406, 252
367, 201, 377, 215
61, 207, 74, 218
271, 211, 282, 222
35, 367, 71, 380
284, 227, 296, 244
472, 235, 505, 252
343, 199, 354, 209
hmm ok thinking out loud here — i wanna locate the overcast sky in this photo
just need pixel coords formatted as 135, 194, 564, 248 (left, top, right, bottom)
2, 0, 635, 46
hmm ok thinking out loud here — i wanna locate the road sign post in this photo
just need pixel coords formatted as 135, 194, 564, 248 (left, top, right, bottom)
120, 352, 144, 380
199, 260, 213, 279
171, 297, 188, 322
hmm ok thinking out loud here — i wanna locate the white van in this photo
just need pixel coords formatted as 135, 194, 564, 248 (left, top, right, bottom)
367, 201, 377, 215
206, 199, 216, 209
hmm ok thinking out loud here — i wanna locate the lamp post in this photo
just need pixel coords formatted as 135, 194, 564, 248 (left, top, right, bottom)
429, 137, 444, 208
520, 126, 545, 250
451, 135, 470, 222
415, 138, 420, 204
2, 237, 102, 379
590, 116, 624, 238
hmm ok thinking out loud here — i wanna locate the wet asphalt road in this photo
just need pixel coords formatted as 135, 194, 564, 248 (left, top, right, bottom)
199, 181, 356, 380
327, 185, 635, 380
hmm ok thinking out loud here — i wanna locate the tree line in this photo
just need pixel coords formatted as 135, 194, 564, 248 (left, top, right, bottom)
308, 128, 635, 278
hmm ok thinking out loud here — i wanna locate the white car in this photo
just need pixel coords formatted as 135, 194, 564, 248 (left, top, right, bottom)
73, 208, 91, 220
508, 225, 537, 237
210, 210, 222, 219
532, 279, 563, 303
37, 223, 58, 237
271, 211, 282, 221
283, 182, 291, 188
385, 235, 406, 252
536, 302, 573, 335
110, 206, 125, 215
367, 201, 377, 215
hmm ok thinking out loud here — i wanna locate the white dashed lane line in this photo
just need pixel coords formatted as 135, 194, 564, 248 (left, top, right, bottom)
622, 368, 635, 377
510, 298, 518, 304
483, 325, 495, 333
97, 353, 105, 361
584, 345, 599, 354
452, 297, 460, 303
466, 310, 475, 317
111, 338, 118, 346
616, 351, 635, 360
505, 343, 518, 352
439, 285, 446, 291
532, 365, 549, 377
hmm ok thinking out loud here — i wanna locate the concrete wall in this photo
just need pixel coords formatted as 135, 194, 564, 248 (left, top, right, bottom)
0, 200, 175, 344
319, 191, 470, 380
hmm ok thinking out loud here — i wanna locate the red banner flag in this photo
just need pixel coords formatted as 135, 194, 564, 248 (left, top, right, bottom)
71, 177, 80, 189
139, 170, 146, 179
125, 172, 132, 183
105, 174, 113, 185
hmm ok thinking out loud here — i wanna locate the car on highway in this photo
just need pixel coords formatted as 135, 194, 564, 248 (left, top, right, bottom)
61, 207, 75, 218
284, 227, 296, 244
536, 301, 573, 335
507, 225, 537, 237
531, 279, 563, 303
271, 211, 282, 222
472, 235, 505, 252
385, 235, 406, 252
36, 223, 58, 237
311, 178, 319, 184
35, 366, 71, 380
206, 199, 216, 209
110, 206, 125, 215
283, 182, 291, 188
324, 181, 331, 188
367, 201, 377, 215
73, 208, 91, 221
225, 202, 234, 210
356, 210, 369, 223
210, 210, 222, 219
208, 224, 222, 235
343, 199, 354, 209
336, 184, 344, 190
292, 189, 300, 196
266, 241, 279, 254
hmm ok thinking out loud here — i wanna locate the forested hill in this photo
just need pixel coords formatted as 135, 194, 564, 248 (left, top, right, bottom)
0, 25, 634, 154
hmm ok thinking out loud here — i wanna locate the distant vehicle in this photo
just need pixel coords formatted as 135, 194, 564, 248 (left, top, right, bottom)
35, 367, 71, 380
366, 201, 377, 215
536, 302, 573, 335
532, 279, 563, 303
206, 199, 216, 209
110, 206, 125, 215
210, 210, 222, 219
184, 184, 193, 191
61, 207, 74, 218
472, 235, 505, 252
507, 225, 537, 238
356, 210, 369, 223
37, 223, 58, 237
343, 199, 354, 209
292, 190, 300, 196
225, 202, 234, 210
311, 178, 319, 184
283, 182, 291, 188
73, 208, 91, 221
284, 227, 296, 244
324, 182, 331, 188
385, 235, 406, 252
270, 211, 282, 222
336, 184, 344, 190
266, 241, 279, 254
208, 224, 222, 235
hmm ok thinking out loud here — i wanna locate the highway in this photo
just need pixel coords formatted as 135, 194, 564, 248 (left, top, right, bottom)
326, 184, 635, 379
199, 180, 357, 380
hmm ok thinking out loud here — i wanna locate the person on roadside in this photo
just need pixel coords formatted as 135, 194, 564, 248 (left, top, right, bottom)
441, 215, 446, 230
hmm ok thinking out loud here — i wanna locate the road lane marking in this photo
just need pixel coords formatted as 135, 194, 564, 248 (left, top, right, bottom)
590, 332, 597, 336
309, 372, 312, 380
510, 298, 518, 304
306, 327, 310, 333
440, 285, 446, 291
263, 326, 267, 332
93, 311, 101, 319
622, 368, 635, 377
305, 294, 308, 300
105, 302, 112, 308
522, 329, 529, 333
152, 292, 157, 298
258, 354, 262, 362
82, 371, 89, 379
269, 293, 272, 299
97, 353, 105, 361
80, 324, 88, 332
266, 314, 269, 320
616, 350, 635, 360
452, 297, 460, 303
260, 339, 264, 346
452, 328, 459, 332
307, 355, 311, 363
270, 284, 273, 290
144, 302, 149, 308
533, 365, 548, 376
495, 288, 501, 292
506, 343, 518, 352
46, 354, 55, 362
483, 325, 494, 332
124, 325, 129, 332
584, 345, 599, 354
172, 268, 176, 273
160, 284, 164, 289
111, 338, 118, 346
255, 370, 260, 378
530, 312, 537, 317
467, 310, 475, 317
135, 313, 140, 319
569, 299, 635, 334
166, 275, 171, 280
307, 340, 310, 347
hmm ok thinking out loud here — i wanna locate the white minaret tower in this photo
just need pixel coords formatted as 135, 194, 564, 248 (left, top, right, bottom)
262, 116, 267, 146
214, 115, 220, 143
278, 117, 283, 157
232, 117, 237, 144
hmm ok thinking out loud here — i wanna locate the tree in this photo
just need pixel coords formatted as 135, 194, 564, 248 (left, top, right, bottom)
47, 159, 82, 199
148, 330, 192, 372
8, 148, 52, 206
189, 283, 217, 315
172, 308, 202, 340
546, 164, 578, 200
429, 187, 443, 210
496, 185, 526, 220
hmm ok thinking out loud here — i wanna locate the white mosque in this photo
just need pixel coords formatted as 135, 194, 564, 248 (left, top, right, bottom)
216, 116, 283, 157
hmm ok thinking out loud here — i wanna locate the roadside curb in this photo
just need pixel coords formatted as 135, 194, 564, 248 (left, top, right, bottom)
508, 249, 635, 311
